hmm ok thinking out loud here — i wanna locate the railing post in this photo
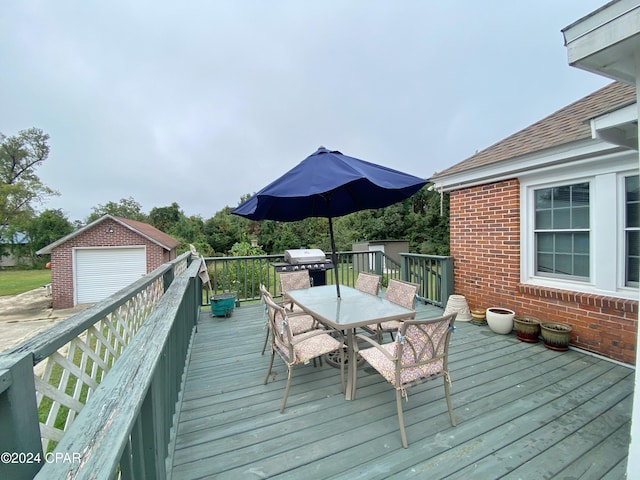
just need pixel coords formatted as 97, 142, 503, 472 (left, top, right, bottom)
373, 251, 383, 275
440, 256, 455, 305
400, 254, 409, 282
0, 353, 43, 480
164, 268, 175, 293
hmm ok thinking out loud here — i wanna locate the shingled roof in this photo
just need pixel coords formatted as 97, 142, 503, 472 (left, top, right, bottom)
36, 214, 180, 254
114, 216, 180, 250
431, 81, 636, 179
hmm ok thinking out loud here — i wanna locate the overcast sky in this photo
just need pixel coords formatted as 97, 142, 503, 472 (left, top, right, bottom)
1, 1, 612, 223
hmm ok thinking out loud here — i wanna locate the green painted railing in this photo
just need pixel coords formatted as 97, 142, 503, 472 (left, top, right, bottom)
206, 251, 453, 307
0, 251, 200, 480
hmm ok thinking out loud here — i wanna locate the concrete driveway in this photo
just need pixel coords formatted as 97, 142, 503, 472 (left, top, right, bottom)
0, 288, 86, 353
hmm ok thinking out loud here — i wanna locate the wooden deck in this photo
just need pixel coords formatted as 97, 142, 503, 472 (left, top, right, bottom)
170, 301, 634, 479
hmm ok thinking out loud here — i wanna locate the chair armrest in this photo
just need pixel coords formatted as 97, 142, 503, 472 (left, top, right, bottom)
354, 333, 382, 350
354, 333, 397, 361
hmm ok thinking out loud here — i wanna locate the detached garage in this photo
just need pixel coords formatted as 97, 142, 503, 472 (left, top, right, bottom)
37, 215, 180, 309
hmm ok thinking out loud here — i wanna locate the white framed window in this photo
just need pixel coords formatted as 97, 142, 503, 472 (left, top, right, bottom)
534, 182, 590, 280
520, 151, 638, 300
624, 175, 639, 287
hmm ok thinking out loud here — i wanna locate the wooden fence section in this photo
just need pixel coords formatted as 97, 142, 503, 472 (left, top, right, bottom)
0, 252, 195, 480
206, 251, 454, 307
32, 259, 202, 479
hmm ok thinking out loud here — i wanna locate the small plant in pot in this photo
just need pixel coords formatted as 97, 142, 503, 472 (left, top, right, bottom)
540, 322, 572, 351
513, 316, 541, 343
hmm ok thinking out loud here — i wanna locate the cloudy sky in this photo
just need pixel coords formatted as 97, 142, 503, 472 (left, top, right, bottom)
1, 1, 612, 223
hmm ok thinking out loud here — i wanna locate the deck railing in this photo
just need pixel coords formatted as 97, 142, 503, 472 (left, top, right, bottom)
0, 252, 198, 480
206, 251, 453, 307
0, 249, 453, 479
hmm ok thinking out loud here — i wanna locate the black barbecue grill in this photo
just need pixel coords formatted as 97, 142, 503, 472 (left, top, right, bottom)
272, 248, 334, 286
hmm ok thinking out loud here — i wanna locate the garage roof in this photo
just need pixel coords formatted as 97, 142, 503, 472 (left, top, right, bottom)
36, 214, 181, 254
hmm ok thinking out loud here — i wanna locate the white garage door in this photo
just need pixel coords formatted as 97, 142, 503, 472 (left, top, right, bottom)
74, 247, 147, 305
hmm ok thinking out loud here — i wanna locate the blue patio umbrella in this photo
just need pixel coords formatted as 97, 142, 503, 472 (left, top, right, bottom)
232, 147, 427, 297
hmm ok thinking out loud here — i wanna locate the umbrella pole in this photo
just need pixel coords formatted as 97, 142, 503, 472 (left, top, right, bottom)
328, 216, 341, 298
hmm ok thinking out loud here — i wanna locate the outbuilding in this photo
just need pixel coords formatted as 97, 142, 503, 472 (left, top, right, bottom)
37, 214, 180, 309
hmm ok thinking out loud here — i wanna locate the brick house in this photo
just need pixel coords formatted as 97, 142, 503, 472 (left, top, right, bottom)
430, 81, 638, 364
37, 215, 180, 309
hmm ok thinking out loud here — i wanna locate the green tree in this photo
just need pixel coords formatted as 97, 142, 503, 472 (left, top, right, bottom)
86, 196, 146, 223
203, 207, 249, 255
24, 209, 74, 266
170, 215, 214, 256
0, 128, 57, 237
149, 202, 182, 232
407, 185, 450, 255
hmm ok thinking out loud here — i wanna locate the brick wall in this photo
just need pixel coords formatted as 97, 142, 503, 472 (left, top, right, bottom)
50, 218, 173, 309
450, 179, 638, 365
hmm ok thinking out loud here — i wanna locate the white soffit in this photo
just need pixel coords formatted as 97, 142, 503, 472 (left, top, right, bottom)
590, 103, 639, 149
562, 0, 640, 84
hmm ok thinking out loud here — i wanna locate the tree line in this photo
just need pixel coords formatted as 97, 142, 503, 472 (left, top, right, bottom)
1, 128, 449, 267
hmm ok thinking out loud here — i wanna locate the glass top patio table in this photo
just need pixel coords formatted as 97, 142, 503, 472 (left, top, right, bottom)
285, 285, 414, 329
286, 284, 415, 400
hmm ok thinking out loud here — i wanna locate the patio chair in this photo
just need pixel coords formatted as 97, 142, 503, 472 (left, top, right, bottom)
279, 270, 311, 312
362, 279, 418, 342
355, 312, 457, 448
260, 284, 317, 355
263, 293, 345, 412
354, 272, 381, 296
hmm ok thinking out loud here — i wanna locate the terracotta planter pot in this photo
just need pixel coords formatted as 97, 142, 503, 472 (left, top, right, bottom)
513, 316, 541, 343
486, 308, 515, 334
540, 322, 572, 351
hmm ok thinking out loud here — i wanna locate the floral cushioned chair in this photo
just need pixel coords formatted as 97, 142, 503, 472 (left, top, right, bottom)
263, 293, 345, 413
362, 278, 418, 343
279, 270, 311, 313
355, 312, 457, 448
259, 284, 317, 355
354, 272, 381, 296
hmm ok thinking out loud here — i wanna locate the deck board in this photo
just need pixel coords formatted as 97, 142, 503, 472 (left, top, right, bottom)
170, 301, 634, 479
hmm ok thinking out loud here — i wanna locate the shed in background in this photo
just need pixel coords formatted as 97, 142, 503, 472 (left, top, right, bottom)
352, 240, 409, 270
37, 215, 180, 309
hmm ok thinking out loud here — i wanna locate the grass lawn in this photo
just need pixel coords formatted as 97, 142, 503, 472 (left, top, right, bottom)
0, 269, 51, 296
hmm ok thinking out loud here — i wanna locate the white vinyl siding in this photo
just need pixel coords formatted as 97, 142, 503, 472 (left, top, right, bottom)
74, 247, 146, 305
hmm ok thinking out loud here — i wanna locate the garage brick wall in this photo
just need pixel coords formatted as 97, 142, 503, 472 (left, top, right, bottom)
450, 179, 638, 365
50, 218, 171, 309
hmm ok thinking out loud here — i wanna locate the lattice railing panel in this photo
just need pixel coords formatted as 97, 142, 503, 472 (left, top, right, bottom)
34, 276, 165, 452
174, 256, 189, 277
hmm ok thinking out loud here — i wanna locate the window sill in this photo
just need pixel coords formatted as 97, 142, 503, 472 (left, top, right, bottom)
518, 283, 638, 313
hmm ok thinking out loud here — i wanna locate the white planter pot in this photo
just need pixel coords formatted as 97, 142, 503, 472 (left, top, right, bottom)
486, 308, 515, 334
443, 295, 472, 321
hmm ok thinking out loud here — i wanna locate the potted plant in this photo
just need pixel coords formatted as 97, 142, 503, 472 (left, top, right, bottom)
540, 322, 572, 351
486, 307, 515, 334
470, 308, 487, 325
513, 316, 541, 343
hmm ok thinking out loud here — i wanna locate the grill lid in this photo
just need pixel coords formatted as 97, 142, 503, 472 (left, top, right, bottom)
284, 248, 326, 264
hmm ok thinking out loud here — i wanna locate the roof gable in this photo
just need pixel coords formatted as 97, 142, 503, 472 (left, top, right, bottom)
36, 215, 180, 254
113, 216, 180, 250
431, 81, 636, 179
